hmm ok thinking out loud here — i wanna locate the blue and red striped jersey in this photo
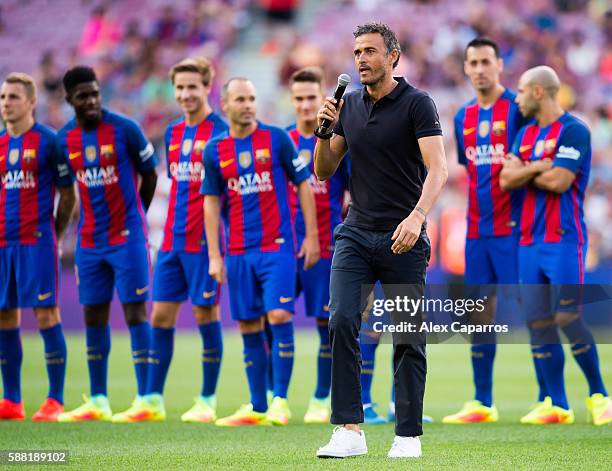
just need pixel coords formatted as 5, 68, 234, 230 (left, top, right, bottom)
286, 125, 349, 259
454, 89, 528, 239
201, 121, 310, 255
161, 112, 228, 253
511, 112, 590, 247
0, 123, 72, 246
57, 109, 158, 248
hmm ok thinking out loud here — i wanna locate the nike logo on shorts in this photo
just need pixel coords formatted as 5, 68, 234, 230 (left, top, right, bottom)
136, 286, 149, 295
38, 292, 53, 301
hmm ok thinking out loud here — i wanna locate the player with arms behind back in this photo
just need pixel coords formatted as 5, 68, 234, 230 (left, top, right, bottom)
286, 67, 349, 424
202, 78, 319, 426
0, 73, 76, 421
443, 37, 528, 424
55, 66, 158, 422
116, 57, 229, 423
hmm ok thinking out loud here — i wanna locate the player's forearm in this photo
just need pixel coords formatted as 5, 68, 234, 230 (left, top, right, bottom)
55, 185, 76, 240
204, 196, 222, 258
500, 166, 540, 191
532, 171, 570, 194
297, 181, 318, 240
314, 136, 344, 181
414, 159, 447, 217
139, 170, 157, 211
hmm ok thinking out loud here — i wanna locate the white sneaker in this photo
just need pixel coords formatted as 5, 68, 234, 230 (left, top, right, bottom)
316, 426, 368, 458
388, 435, 422, 458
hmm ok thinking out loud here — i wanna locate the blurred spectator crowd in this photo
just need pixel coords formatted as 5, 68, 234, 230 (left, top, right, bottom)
0, 0, 610, 277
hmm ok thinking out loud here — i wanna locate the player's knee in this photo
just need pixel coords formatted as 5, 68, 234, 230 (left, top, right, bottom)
316, 317, 329, 328
84, 304, 110, 327
194, 305, 219, 324
0, 309, 20, 329
151, 302, 179, 328
122, 302, 148, 326
34, 307, 60, 329
239, 318, 263, 334
267, 309, 292, 325
554, 312, 579, 328
527, 317, 555, 330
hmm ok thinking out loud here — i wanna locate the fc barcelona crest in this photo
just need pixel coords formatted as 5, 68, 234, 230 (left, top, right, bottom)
239, 151, 252, 168
298, 149, 311, 165
9, 149, 19, 165
23, 148, 36, 162
85, 145, 97, 162
492, 120, 506, 136
544, 139, 557, 155
194, 140, 206, 153
100, 144, 114, 159
182, 138, 193, 156
478, 120, 490, 138
255, 148, 271, 164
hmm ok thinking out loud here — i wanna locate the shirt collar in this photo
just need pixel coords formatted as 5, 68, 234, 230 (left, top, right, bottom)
361, 76, 409, 102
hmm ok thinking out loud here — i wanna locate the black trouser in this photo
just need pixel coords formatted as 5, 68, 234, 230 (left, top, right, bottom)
328, 223, 429, 437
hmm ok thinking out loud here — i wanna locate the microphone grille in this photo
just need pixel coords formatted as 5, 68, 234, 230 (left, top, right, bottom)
337, 74, 351, 87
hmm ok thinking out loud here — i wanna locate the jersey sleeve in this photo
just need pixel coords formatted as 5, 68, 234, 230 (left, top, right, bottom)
200, 142, 223, 196
53, 132, 75, 186
51, 137, 74, 187
553, 123, 590, 174
277, 128, 310, 185
163, 124, 172, 178
454, 109, 467, 165
124, 118, 158, 173
412, 94, 443, 139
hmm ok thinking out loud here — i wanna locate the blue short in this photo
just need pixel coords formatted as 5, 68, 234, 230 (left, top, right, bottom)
75, 242, 150, 305
465, 235, 519, 284
152, 249, 218, 306
0, 243, 59, 309
519, 242, 586, 320
226, 251, 296, 321
297, 257, 332, 319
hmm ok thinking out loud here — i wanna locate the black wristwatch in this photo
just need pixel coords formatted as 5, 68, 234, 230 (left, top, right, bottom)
314, 127, 333, 140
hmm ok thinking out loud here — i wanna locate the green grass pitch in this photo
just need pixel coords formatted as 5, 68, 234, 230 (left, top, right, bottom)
1, 332, 611, 469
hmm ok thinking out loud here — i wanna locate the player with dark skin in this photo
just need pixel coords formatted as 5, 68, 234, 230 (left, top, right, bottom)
65, 81, 157, 330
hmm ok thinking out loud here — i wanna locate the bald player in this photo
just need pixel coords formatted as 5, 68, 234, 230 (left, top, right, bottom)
500, 66, 612, 425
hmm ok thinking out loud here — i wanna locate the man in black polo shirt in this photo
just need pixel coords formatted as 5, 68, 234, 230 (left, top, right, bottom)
314, 22, 447, 459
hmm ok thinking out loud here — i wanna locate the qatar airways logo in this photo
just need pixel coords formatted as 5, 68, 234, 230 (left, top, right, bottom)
1, 170, 36, 190
227, 171, 273, 195
308, 174, 328, 195
76, 166, 119, 187
169, 161, 204, 182
465, 143, 506, 165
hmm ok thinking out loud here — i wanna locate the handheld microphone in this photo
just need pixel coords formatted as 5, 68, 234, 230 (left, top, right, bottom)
319, 74, 351, 134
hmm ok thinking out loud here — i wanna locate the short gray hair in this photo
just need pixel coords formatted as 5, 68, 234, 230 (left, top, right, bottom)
353, 22, 401, 68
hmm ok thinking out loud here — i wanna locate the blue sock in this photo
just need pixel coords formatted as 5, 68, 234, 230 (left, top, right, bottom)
536, 344, 568, 409
128, 321, 151, 397
39, 324, 67, 404
264, 321, 274, 393
86, 325, 111, 397
359, 334, 378, 405
199, 321, 223, 397
314, 323, 331, 399
532, 347, 549, 402
471, 344, 496, 407
242, 331, 268, 412
562, 319, 608, 396
0, 328, 22, 403
147, 327, 174, 395
270, 322, 294, 399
